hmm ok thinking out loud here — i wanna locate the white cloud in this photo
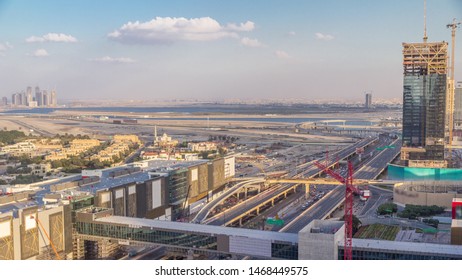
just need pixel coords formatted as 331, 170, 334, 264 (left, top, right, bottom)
90, 56, 135, 63
240, 37, 263, 48
288, 31, 296, 36
315, 32, 334, 41
29, 49, 49, 57
226, 21, 255, 32
26, 33, 78, 43
0, 42, 13, 56
108, 17, 254, 44
275, 50, 290, 59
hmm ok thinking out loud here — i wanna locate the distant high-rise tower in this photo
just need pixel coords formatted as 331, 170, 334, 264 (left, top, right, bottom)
11, 93, 16, 106
35, 86, 43, 106
365, 92, 372, 108
43, 91, 49, 107
50, 90, 57, 107
400, 40, 448, 167
26, 86, 33, 106
455, 82, 462, 125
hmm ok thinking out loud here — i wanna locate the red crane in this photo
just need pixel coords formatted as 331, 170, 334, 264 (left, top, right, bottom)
314, 160, 356, 260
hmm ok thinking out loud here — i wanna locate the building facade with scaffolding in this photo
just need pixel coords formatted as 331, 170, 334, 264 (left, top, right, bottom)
401, 41, 448, 168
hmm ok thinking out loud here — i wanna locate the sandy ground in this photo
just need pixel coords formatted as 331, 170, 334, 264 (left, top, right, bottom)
0, 111, 361, 145
51, 109, 401, 122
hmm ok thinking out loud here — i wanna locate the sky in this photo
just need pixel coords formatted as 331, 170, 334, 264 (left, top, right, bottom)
0, 0, 461, 103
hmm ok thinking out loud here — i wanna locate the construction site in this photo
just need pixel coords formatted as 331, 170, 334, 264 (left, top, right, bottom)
400, 17, 460, 169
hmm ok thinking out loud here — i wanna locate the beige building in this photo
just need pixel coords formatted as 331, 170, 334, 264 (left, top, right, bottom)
154, 133, 178, 148
394, 182, 462, 209
90, 139, 133, 163
28, 163, 52, 177
113, 134, 140, 144
0, 142, 36, 157
45, 139, 101, 161
188, 142, 217, 152
0, 205, 72, 260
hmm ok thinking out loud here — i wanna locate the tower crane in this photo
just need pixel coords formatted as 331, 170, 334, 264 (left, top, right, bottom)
314, 160, 355, 260
447, 19, 460, 154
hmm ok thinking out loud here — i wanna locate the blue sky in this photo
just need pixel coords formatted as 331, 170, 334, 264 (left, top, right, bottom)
0, 0, 460, 102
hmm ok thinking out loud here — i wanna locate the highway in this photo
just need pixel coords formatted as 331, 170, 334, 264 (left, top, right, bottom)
200, 137, 378, 226
204, 183, 292, 226
280, 138, 401, 233
288, 137, 379, 178
192, 178, 264, 223
358, 185, 393, 217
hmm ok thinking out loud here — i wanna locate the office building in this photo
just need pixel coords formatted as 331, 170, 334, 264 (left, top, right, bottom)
455, 81, 462, 125
35, 86, 42, 107
400, 41, 448, 168
10, 86, 58, 108
26, 87, 33, 106
50, 89, 57, 107
43, 91, 49, 106
365, 92, 372, 108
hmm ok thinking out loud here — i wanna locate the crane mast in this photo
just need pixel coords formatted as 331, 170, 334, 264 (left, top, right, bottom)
447, 19, 460, 153
314, 160, 355, 260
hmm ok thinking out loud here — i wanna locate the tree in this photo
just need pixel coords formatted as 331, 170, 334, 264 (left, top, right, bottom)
398, 204, 445, 219
6, 166, 14, 174
218, 147, 227, 156
340, 214, 362, 235
377, 203, 398, 215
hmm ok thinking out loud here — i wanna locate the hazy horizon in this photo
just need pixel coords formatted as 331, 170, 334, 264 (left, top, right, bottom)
0, 0, 461, 102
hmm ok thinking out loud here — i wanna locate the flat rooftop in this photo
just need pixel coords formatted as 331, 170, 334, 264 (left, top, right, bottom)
96, 215, 298, 244
0, 159, 208, 214
346, 238, 462, 257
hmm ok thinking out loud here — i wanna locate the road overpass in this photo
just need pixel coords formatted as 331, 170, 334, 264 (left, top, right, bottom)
74, 208, 298, 260
280, 138, 401, 233
194, 138, 379, 226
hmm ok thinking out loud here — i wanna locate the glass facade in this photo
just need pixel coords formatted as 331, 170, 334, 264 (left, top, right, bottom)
75, 222, 218, 250
271, 242, 298, 260
339, 248, 460, 260
402, 74, 446, 160
401, 42, 448, 164
75, 221, 299, 259
167, 168, 189, 220
387, 164, 462, 181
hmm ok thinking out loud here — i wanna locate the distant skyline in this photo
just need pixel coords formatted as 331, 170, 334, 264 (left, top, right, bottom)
0, 0, 461, 102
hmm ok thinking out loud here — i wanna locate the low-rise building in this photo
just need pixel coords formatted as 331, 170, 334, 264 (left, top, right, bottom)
154, 133, 178, 148
45, 138, 101, 161
188, 142, 217, 152
28, 163, 52, 177
113, 134, 140, 144
0, 141, 36, 157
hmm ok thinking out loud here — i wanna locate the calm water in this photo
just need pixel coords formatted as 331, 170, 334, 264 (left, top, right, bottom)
1, 106, 376, 126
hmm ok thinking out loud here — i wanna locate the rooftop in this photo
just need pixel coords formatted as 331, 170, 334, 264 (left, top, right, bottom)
96, 215, 298, 244
345, 238, 462, 257
0, 159, 209, 214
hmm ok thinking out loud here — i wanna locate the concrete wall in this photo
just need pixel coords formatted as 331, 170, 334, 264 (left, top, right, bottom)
394, 188, 462, 209
298, 220, 344, 260
0, 214, 14, 260
0, 205, 70, 259
208, 158, 225, 191
451, 220, 462, 245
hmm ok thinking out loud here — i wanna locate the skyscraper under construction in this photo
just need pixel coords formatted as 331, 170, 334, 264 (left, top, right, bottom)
400, 37, 448, 167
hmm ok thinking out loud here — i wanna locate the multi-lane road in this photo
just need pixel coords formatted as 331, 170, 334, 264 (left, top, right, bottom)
200, 137, 379, 226
280, 138, 401, 233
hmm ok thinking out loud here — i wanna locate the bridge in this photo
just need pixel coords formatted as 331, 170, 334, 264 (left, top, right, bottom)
73, 138, 407, 259
280, 138, 402, 233
192, 138, 379, 225
74, 208, 298, 260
